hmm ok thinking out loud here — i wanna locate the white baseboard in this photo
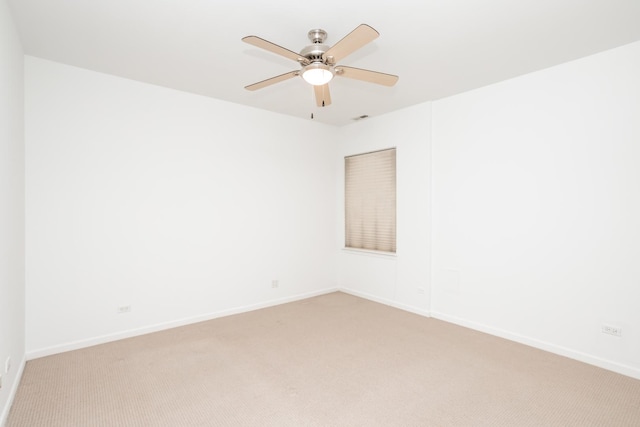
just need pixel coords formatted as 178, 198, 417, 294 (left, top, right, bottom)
25, 287, 638, 381
431, 311, 640, 380
340, 287, 431, 318
337, 289, 639, 380
27, 287, 339, 360
0, 355, 26, 427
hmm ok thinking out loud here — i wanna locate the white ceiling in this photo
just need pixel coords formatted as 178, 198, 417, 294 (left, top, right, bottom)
8, 0, 640, 126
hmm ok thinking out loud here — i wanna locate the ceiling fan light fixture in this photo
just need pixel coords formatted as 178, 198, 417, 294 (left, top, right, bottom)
302, 63, 334, 86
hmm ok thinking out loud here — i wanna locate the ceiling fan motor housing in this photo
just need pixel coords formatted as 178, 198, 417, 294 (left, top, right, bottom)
301, 29, 331, 63
300, 44, 330, 62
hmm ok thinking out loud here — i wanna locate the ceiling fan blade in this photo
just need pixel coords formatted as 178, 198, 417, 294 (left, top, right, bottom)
314, 84, 332, 107
245, 71, 299, 91
335, 66, 399, 86
242, 36, 308, 64
323, 24, 379, 64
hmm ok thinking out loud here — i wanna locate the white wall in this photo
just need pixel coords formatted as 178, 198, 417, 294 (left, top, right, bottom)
0, 0, 25, 424
431, 41, 640, 378
25, 57, 338, 357
336, 104, 431, 315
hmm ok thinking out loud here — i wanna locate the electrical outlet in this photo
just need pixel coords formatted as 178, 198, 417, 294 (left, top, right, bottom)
602, 324, 622, 337
5, 356, 10, 373
117, 305, 132, 314
271, 280, 279, 289
417, 287, 425, 295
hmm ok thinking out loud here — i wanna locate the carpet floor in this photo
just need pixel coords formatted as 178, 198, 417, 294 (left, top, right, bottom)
7, 292, 640, 426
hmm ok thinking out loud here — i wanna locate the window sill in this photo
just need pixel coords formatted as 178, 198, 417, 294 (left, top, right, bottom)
341, 248, 397, 259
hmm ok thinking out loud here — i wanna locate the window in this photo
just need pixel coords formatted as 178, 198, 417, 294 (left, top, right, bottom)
345, 148, 396, 253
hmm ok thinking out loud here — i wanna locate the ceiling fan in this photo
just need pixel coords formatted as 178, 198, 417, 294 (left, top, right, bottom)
242, 24, 399, 107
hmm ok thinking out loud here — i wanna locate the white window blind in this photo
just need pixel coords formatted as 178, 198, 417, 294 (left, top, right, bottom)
345, 148, 396, 253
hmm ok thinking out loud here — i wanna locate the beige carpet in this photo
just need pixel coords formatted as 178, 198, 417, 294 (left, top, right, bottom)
7, 292, 640, 426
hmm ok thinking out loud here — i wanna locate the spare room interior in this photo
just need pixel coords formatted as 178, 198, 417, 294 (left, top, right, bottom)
1, 0, 640, 425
